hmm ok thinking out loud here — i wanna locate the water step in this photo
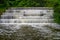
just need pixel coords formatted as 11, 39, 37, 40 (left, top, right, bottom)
0, 23, 60, 29
1, 15, 53, 19
53, 37, 60, 40
1, 13, 53, 16
52, 32, 60, 36
0, 19, 54, 23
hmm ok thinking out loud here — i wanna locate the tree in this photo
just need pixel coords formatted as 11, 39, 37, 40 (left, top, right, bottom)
53, 2, 60, 24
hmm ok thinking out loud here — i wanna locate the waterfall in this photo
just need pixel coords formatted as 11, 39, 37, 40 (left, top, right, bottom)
0, 7, 60, 40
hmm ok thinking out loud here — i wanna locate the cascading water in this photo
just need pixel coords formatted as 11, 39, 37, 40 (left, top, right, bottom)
0, 7, 60, 40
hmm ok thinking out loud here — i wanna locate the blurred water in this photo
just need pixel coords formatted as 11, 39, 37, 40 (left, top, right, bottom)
0, 7, 60, 40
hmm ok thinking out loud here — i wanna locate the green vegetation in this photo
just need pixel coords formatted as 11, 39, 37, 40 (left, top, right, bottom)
0, 0, 45, 16
53, 1, 60, 24
0, 8, 6, 17
45, 0, 60, 24
0, 0, 46, 7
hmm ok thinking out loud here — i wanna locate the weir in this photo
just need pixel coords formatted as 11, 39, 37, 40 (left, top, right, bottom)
0, 7, 60, 40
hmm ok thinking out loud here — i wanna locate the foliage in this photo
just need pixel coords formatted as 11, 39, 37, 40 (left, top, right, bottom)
0, 0, 47, 7
0, 0, 45, 16
45, 0, 58, 7
0, 8, 6, 17
53, 0, 60, 24
45, 0, 60, 24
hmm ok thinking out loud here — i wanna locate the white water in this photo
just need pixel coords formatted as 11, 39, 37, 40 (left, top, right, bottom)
0, 7, 60, 40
